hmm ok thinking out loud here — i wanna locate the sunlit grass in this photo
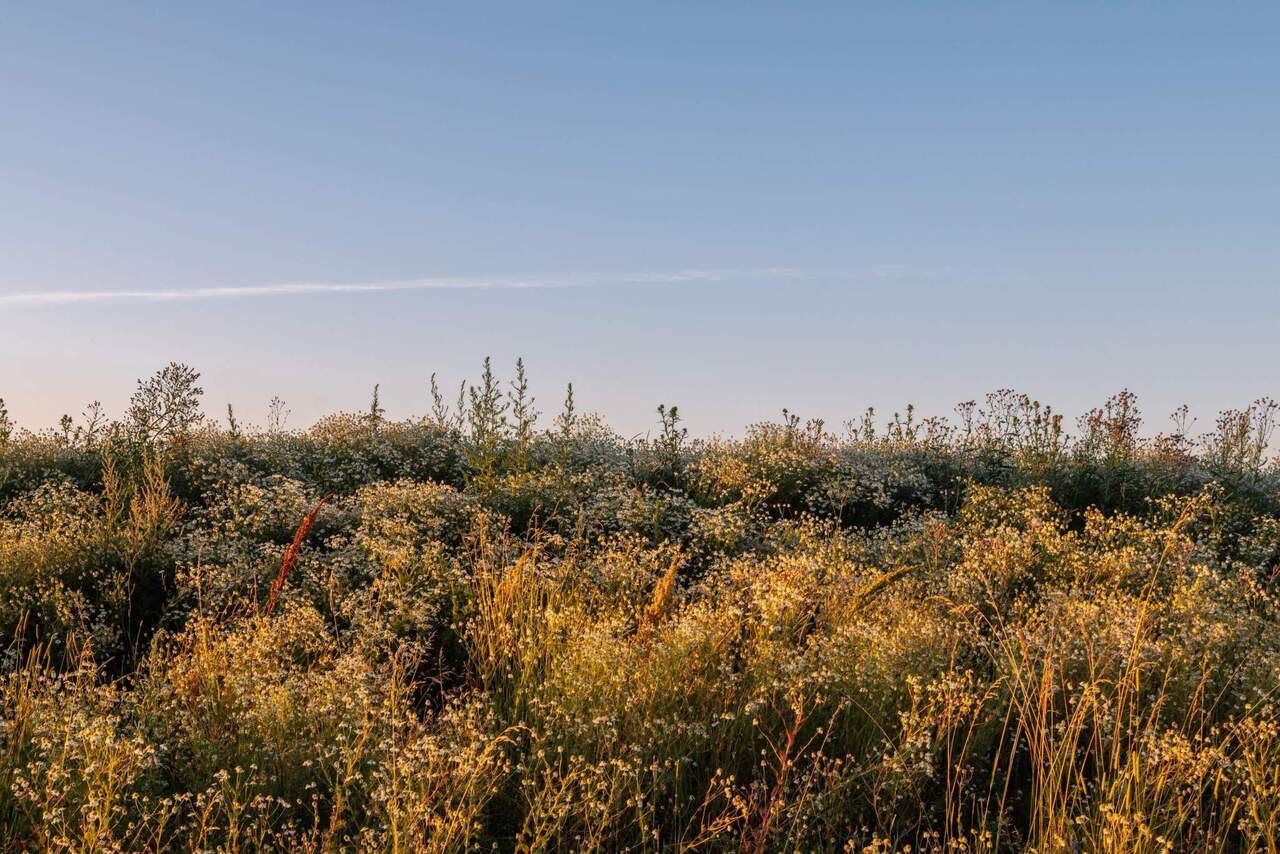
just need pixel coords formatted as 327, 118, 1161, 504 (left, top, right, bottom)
2, 365, 1279, 850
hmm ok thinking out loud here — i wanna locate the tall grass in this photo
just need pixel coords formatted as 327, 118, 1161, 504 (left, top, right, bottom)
2, 367, 1280, 850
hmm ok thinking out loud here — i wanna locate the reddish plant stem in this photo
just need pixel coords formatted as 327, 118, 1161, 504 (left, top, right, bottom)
265, 495, 331, 617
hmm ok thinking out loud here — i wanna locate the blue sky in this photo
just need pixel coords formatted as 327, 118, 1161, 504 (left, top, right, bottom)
2, 3, 1277, 436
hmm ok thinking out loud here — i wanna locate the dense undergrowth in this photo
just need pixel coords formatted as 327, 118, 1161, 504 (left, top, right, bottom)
2, 362, 1280, 852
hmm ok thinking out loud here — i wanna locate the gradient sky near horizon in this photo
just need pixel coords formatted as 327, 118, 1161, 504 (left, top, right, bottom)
3, 3, 1278, 437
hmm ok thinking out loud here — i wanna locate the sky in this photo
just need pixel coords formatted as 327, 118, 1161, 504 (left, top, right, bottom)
2, 2, 1278, 437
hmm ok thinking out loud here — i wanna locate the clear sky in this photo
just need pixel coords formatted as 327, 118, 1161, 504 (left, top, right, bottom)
2, 3, 1277, 437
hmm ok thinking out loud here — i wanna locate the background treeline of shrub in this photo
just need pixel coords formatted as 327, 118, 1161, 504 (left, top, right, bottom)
3, 361, 1276, 532
2, 360, 1275, 674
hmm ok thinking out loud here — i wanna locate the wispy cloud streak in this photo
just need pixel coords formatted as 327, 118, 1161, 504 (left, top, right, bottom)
0, 268, 817, 308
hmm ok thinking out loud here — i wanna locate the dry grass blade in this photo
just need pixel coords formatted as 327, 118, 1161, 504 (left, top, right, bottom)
638, 553, 681, 636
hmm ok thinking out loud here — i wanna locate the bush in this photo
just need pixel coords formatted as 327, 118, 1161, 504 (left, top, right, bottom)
3, 371, 1280, 850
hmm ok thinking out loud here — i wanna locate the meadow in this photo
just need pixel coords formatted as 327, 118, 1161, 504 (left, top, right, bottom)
2, 361, 1280, 852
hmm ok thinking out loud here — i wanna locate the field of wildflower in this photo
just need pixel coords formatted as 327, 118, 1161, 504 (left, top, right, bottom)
2, 361, 1280, 852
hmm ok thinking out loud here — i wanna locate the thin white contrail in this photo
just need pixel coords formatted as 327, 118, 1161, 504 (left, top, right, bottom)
0, 267, 815, 307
